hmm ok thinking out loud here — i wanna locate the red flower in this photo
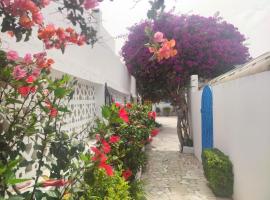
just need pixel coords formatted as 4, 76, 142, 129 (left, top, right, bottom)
91, 146, 101, 155
148, 111, 156, 120
126, 103, 132, 109
101, 140, 111, 154
18, 86, 31, 97
151, 129, 159, 137
49, 107, 58, 118
115, 102, 121, 108
99, 162, 114, 176
41, 179, 69, 187
95, 134, 101, 141
119, 108, 129, 123
26, 75, 35, 83
30, 86, 36, 93
109, 135, 120, 143
99, 153, 108, 163
147, 137, 153, 143
122, 169, 132, 180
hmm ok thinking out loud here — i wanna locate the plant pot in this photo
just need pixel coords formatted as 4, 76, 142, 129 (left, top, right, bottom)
183, 146, 194, 154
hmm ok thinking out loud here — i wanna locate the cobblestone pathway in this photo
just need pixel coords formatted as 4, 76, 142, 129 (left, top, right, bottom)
142, 117, 223, 200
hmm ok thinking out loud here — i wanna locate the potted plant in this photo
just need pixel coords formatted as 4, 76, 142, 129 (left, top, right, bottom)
183, 138, 194, 154
163, 106, 171, 116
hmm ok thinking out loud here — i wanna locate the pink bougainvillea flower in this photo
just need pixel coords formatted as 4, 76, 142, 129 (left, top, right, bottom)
151, 129, 159, 137
32, 12, 43, 25
49, 107, 58, 118
157, 39, 178, 61
41, 0, 51, 7
119, 108, 129, 123
18, 86, 30, 97
99, 162, 114, 176
41, 179, 69, 187
32, 68, 41, 78
153, 31, 165, 43
23, 53, 32, 64
101, 139, 111, 154
109, 135, 120, 143
148, 47, 156, 53
122, 169, 132, 180
12, 65, 27, 80
7, 50, 19, 61
83, 0, 99, 10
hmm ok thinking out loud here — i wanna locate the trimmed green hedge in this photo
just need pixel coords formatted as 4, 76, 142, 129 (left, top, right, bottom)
202, 148, 234, 197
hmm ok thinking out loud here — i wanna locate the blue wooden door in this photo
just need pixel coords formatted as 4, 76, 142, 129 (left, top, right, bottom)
201, 85, 213, 149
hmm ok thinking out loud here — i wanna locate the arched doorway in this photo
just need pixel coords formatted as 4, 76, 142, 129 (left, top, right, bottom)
201, 85, 213, 149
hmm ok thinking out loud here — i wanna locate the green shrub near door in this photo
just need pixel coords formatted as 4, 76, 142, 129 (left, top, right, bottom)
201, 148, 234, 197
163, 106, 171, 116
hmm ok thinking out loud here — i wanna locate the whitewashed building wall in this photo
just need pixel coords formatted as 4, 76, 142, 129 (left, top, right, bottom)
189, 53, 270, 200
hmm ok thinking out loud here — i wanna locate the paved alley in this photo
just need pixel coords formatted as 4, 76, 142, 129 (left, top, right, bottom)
142, 117, 224, 200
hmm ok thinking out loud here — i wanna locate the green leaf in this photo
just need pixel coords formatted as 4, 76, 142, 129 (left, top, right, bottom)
8, 196, 24, 200
0, 165, 6, 175
102, 106, 111, 119
35, 190, 43, 199
46, 190, 59, 198
57, 106, 70, 113
8, 157, 22, 169
54, 88, 67, 98
7, 178, 31, 185
6, 98, 23, 104
80, 154, 89, 162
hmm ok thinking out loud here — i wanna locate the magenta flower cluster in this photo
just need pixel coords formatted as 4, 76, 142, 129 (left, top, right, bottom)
121, 13, 250, 100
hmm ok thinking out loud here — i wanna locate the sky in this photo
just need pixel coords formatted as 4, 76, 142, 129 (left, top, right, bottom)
100, 0, 270, 58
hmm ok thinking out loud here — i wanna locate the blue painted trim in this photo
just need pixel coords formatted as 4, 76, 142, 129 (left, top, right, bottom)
201, 85, 213, 149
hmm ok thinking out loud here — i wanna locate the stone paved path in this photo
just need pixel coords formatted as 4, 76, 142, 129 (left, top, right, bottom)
142, 117, 225, 200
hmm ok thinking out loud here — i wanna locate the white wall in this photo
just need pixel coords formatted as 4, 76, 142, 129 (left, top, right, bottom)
0, 3, 135, 96
190, 71, 270, 200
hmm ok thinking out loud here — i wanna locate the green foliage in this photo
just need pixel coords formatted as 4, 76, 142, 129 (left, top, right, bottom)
0, 51, 88, 198
80, 169, 131, 200
129, 180, 146, 200
201, 148, 234, 197
163, 106, 171, 116
93, 103, 156, 176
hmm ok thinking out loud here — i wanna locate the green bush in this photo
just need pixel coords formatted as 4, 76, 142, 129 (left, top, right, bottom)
163, 106, 171, 116
201, 148, 233, 197
129, 180, 146, 200
81, 169, 131, 200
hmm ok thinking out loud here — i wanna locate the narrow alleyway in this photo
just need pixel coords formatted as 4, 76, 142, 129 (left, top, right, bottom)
142, 117, 221, 200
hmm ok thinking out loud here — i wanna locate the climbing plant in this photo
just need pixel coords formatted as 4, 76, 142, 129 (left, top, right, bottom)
121, 13, 250, 151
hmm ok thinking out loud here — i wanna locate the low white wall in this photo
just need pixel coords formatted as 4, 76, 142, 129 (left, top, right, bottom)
190, 71, 270, 200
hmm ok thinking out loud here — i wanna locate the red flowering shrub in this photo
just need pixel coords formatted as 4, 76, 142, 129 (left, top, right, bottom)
151, 129, 159, 137
122, 169, 133, 180
92, 103, 157, 181
0, 50, 78, 198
